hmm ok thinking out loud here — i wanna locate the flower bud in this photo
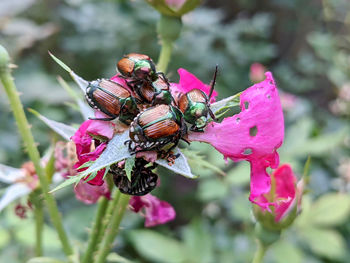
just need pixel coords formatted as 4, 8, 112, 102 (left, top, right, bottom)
146, 0, 200, 17
253, 164, 303, 231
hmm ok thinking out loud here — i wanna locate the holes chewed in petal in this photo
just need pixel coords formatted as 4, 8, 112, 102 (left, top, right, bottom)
188, 72, 284, 209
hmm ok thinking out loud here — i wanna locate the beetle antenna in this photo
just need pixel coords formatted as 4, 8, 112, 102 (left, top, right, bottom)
209, 65, 218, 99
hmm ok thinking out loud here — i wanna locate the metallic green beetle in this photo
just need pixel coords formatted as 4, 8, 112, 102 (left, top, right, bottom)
177, 66, 218, 132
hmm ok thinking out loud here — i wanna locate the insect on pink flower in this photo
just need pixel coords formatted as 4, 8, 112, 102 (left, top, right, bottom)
188, 72, 285, 210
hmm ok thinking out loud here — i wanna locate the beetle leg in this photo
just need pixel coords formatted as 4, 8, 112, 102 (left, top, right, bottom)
88, 117, 115, 121
208, 108, 217, 122
181, 137, 191, 145
156, 72, 169, 84
124, 140, 137, 153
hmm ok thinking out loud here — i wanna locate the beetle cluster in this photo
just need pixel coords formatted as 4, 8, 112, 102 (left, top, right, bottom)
84, 53, 217, 195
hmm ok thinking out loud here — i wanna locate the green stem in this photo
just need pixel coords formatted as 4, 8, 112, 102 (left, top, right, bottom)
30, 191, 44, 257
95, 175, 119, 246
34, 201, 44, 256
81, 196, 109, 263
252, 239, 267, 263
0, 46, 73, 257
95, 192, 130, 263
157, 40, 173, 73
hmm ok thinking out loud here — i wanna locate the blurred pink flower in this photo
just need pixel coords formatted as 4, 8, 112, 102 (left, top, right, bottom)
129, 194, 176, 227
165, 0, 186, 10
55, 141, 77, 178
72, 119, 113, 186
188, 72, 284, 209
74, 181, 110, 205
14, 203, 28, 219
250, 63, 266, 83
279, 91, 297, 111
170, 68, 218, 103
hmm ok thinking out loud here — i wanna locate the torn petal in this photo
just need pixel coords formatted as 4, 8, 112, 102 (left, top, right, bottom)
188, 72, 284, 208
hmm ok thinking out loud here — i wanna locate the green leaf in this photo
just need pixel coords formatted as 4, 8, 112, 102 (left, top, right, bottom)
226, 162, 250, 186
49, 52, 89, 92
107, 253, 134, 263
125, 157, 135, 182
79, 131, 131, 178
210, 92, 241, 117
301, 228, 347, 260
129, 230, 186, 263
309, 193, 350, 226
182, 220, 214, 263
155, 147, 197, 178
269, 240, 303, 263
28, 108, 76, 141
198, 179, 228, 201
15, 223, 61, 250
49, 173, 86, 193
0, 228, 10, 249
57, 76, 93, 120
48, 51, 72, 73
182, 148, 226, 176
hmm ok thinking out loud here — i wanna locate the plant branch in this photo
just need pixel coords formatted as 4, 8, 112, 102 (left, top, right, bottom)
81, 196, 109, 263
0, 45, 73, 258
252, 239, 267, 263
95, 192, 130, 263
157, 40, 173, 73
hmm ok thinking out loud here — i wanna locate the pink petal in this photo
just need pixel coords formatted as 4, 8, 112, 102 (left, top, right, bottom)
170, 68, 218, 103
71, 120, 93, 155
129, 194, 176, 227
87, 117, 114, 140
73, 143, 107, 186
165, 0, 186, 10
273, 164, 296, 222
74, 181, 110, 204
110, 74, 132, 93
110, 74, 128, 86
188, 72, 284, 209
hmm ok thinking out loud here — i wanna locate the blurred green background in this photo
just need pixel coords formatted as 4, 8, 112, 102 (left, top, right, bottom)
1, 0, 350, 262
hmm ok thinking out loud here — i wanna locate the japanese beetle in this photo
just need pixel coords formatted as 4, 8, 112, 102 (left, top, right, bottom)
126, 104, 187, 154
110, 158, 158, 196
177, 66, 218, 132
85, 79, 139, 124
133, 73, 174, 106
117, 53, 157, 81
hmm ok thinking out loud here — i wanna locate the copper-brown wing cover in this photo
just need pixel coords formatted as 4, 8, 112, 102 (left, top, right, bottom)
144, 119, 179, 139
117, 58, 135, 75
139, 105, 179, 139
94, 80, 130, 115
140, 83, 154, 103
188, 89, 206, 103
139, 105, 169, 126
178, 94, 189, 113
